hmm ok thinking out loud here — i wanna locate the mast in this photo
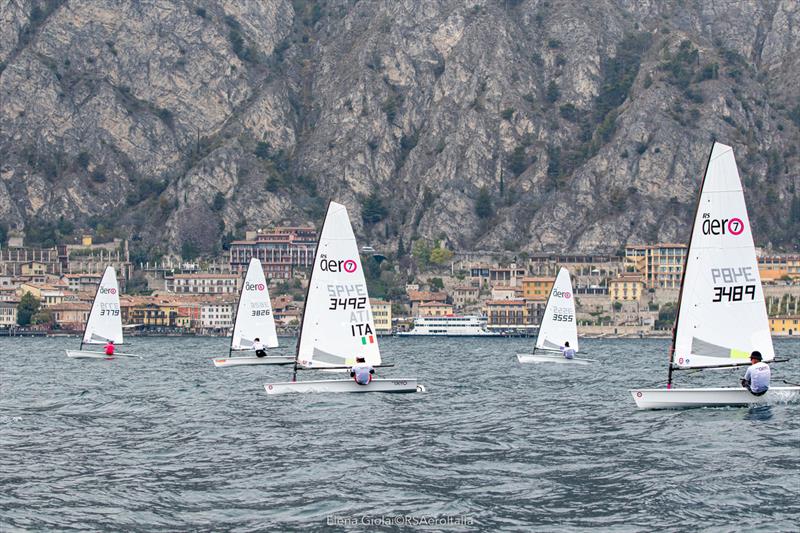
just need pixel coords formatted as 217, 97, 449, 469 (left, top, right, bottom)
291, 200, 332, 382
229, 259, 251, 357
533, 269, 559, 355
667, 142, 717, 388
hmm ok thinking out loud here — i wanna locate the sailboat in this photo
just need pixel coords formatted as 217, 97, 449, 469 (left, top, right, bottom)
631, 142, 800, 409
517, 267, 595, 364
264, 201, 424, 394
213, 258, 294, 367
66, 266, 137, 359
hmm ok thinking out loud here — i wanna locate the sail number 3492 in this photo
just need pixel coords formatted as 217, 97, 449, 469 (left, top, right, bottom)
329, 297, 367, 310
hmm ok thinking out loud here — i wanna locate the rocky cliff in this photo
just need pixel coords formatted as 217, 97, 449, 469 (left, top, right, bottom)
1, 0, 798, 259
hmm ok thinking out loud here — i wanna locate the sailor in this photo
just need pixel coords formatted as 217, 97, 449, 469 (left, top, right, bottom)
350, 356, 374, 385
561, 341, 575, 360
104, 340, 115, 356
740, 351, 770, 395
253, 338, 267, 358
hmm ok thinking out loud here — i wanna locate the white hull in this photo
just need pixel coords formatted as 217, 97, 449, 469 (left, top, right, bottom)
516, 353, 595, 365
66, 350, 139, 359
264, 378, 424, 395
397, 331, 503, 337
213, 355, 295, 367
630, 386, 800, 410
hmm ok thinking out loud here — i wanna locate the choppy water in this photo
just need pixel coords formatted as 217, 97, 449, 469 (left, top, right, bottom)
1, 336, 799, 532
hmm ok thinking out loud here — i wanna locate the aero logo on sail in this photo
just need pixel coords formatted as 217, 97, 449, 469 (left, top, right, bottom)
320, 258, 358, 273
245, 282, 265, 291
701, 215, 744, 236
99, 287, 116, 294
552, 289, 572, 299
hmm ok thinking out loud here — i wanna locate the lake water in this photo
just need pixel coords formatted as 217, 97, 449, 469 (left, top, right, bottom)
1, 336, 799, 531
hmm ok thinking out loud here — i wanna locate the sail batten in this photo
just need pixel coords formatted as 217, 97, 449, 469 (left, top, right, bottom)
231, 258, 278, 351
297, 202, 380, 368
535, 267, 578, 353
82, 266, 123, 346
672, 142, 773, 369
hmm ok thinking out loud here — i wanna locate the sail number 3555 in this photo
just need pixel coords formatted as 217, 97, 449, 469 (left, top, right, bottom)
712, 284, 755, 302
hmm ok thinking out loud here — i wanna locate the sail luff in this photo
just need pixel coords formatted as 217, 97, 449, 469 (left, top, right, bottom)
668, 143, 717, 385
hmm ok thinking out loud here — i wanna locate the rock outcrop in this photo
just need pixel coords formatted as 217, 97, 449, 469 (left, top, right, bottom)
1, 0, 798, 258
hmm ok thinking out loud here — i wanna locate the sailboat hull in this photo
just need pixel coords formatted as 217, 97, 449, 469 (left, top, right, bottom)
66, 350, 139, 359
213, 356, 295, 367
66, 350, 111, 359
516, 353, 595, 365
631, 386, 800, 409
264, 378, 424, 395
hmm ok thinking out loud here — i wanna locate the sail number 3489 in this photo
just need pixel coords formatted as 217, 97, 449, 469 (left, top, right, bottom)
712, 284, 755, 302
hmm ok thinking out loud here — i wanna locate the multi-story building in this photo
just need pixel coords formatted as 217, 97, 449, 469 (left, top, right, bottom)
522, 277, 555, 301
491, 286, 521, 300
228, 227, 317, 278
770, 316, 800, 336
129, 299, 178, 327
407, 290, 448, 316
200, 299, 236, 332
370, 299, 392, 333
166, 273, 240, 295
417, 302, 454, 317
609, 274, 646, 302
452, 284, 480, 309
625, 243, 687, 289
758, 254, 800, 281
61, 273, 103, 293
16, 283, 71, 308
50, 301, 91, 331
0, 301, 17, 327
489, 264, 527, 287
486, 299, 529, 327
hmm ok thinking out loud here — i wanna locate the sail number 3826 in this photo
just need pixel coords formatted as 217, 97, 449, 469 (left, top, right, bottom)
712, 284, 755, 302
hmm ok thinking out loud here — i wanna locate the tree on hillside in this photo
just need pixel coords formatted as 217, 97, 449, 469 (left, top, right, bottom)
475, 187, 493, 219
17, 292, 40, 326
361, 192, 388, 224
429, 246, 453, 265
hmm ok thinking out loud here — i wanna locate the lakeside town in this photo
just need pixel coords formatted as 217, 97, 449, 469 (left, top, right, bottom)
1, 225, 799, 339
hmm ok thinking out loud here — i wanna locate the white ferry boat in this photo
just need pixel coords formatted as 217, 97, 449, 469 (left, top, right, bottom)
397, 315, 504, 337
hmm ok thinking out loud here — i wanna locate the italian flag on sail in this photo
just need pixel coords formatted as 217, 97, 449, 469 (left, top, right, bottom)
361, 335, 374, 345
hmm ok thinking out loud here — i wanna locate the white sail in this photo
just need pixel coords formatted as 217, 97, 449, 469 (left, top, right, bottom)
231, 258, 279, 351
535, 267, 578, 352
297, 202, 380, 368
82, 266, 123, 345
672, 142, 773, 368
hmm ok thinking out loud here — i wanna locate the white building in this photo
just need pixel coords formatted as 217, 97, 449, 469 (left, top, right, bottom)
200, 300, 236, 331
0, 301, 17, 327
166, 273, 241, 294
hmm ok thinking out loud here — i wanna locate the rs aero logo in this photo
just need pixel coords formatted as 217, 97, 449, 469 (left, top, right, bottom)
245, 282, 265, 291
319, 256, 357, 273
701, 213, 744, 236
99, 287, 116, 295
552, 289, 572, 299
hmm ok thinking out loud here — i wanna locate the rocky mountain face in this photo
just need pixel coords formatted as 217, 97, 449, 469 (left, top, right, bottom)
1, 0, 799, 260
